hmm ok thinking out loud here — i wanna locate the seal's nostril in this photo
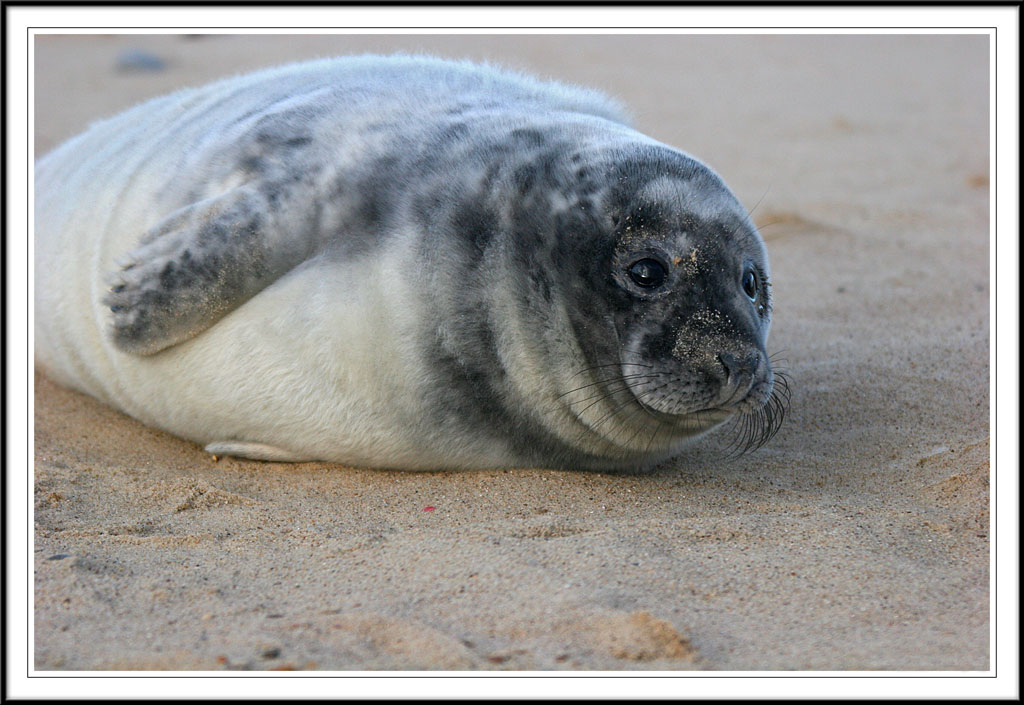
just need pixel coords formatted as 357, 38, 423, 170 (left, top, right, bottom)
719, 352, 762, 381
717, 353, 736, 380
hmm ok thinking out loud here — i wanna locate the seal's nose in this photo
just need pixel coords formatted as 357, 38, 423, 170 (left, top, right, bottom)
717, 351, 759, 378
715, 351, 761, 405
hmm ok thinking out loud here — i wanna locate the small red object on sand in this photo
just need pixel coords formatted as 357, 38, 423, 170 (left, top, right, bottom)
423, 506, 435, 512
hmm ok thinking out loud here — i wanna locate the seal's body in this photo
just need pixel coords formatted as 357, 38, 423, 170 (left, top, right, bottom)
35, 55, 780, 470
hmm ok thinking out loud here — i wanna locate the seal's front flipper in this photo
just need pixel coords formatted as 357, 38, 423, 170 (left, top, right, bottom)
206, 441, 312, 462
103, 185, 316, 355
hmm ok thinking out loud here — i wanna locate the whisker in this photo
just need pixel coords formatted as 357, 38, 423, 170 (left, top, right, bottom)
749, 219, 787, 235
716, 369, 793, 460
566, 362, 654, 381
644, 413, 666, 454
609, 376, 679, 450
557, 372, 659, 401
721, 414, 749, 460
605, 399, 654, 453
565, 376, 661, 417
567, 378, 656, 422
573, 377, 676, 453
727, 186, 771, 242
563, 380, 659, 409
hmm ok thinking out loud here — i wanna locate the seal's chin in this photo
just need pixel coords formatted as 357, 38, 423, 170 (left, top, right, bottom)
634, 400, 733, 433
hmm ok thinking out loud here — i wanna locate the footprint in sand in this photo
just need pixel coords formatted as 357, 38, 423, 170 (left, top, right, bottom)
272, 612, 477, 670
160, 478, 257, 513
581, 610, 698, 662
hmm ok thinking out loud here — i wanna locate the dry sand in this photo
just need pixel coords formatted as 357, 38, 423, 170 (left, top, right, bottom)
33, 34, 990, 671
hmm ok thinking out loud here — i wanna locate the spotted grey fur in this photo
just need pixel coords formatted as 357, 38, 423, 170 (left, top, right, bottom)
34, 55, 780, 470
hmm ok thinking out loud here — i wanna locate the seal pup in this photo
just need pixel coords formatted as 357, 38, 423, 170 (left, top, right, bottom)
34, 55, 786, 470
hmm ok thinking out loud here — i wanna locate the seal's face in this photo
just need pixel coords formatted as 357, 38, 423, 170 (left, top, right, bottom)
558, 163, 784, 462
611, 176, 773, 414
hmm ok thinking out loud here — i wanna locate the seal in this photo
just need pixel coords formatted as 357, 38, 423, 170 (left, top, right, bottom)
34, 55, 786, 471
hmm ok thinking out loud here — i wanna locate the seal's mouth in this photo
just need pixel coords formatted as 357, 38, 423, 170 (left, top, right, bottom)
715, 369, 792, 455
620, 360, 790, 452
557, 361, 789, 459
622, 365, 771, 419
715, 369, 775, 414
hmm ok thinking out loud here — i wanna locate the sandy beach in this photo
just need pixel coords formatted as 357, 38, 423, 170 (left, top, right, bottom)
32, 33, 990, 671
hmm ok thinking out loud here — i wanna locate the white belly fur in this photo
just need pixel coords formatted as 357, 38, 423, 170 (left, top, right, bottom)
34, 128, 480, 467
36, 196, 436, 466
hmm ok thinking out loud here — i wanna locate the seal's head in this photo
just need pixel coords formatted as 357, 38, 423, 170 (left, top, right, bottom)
503, 143, 786, 467
416, 126, 786, 470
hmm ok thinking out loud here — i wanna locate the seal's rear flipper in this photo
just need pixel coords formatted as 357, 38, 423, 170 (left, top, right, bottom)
103, 185, 316, 355
205, 441, 312, 462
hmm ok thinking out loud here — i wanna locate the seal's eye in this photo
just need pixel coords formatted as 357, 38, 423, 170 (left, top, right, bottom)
742, 268, 758, 300
628, 259, 667, 288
